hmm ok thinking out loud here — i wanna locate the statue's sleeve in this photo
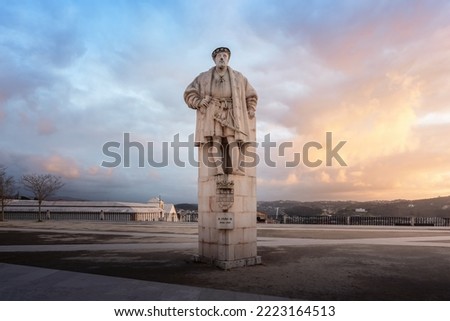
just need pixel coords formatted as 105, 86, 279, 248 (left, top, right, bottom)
184, 76, 202, 110
245, 78, 258, 111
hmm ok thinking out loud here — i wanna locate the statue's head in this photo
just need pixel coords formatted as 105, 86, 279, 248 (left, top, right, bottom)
212, 47, 231, 68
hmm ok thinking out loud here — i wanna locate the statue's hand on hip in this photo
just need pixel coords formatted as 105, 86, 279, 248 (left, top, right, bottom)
198, 96, 211, 114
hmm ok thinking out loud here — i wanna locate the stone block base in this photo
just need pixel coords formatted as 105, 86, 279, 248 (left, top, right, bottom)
193, 255, 262, 270
196, 143, 260, 269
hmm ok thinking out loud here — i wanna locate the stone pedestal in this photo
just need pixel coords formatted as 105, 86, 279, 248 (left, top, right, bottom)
195, 143, 261, 269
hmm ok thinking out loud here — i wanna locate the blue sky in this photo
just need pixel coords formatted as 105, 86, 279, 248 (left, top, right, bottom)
1, 0, 450, 203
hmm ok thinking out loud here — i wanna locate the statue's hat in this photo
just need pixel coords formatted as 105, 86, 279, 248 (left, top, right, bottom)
212, 47, 231, 59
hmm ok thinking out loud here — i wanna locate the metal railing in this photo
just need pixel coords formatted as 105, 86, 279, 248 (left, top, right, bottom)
283, 216, 450, 226
4, 211, 132, 221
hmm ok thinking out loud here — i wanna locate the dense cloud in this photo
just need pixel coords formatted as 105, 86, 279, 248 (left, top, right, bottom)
1, 0, 450, 202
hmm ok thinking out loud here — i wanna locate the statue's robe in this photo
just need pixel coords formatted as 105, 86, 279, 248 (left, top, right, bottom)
184, 67, 257, 146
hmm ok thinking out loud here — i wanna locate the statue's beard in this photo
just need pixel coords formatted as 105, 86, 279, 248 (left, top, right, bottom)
216, 60, 227, 70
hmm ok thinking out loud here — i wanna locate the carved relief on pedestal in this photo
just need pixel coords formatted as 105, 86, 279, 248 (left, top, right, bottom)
216, 177, 234, 212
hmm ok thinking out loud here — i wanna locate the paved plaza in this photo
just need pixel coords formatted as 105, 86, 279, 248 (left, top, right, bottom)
1, 221, 450, 300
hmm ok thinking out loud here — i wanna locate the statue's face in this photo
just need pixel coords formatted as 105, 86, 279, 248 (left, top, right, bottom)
214, 52, 229, 69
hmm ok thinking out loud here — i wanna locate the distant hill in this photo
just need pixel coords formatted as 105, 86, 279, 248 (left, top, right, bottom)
175, 203, 198, 211
257, 195, 450, 218
284, 205, 322, 217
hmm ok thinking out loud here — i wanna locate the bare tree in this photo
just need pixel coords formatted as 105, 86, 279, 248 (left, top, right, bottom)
22, 174, 64, 222
0, 166, 16, 222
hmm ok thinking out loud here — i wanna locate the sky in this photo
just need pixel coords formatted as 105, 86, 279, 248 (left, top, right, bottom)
1, 0, 450, 203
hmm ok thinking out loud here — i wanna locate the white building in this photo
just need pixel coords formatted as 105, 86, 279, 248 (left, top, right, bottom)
163, 204, 178, 222
144, 197, 179, 222
5, 197, 178, 222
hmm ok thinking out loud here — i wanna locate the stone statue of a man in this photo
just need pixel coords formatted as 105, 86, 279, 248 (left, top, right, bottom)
184, 47, 258, 176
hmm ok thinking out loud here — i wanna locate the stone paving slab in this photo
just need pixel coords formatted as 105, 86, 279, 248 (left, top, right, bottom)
0, 242, 197, 252
0, 263, 286, 301
3, 234, 450, 253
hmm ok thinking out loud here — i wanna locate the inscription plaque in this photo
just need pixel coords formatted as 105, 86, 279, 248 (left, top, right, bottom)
217, 212, 234, 229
